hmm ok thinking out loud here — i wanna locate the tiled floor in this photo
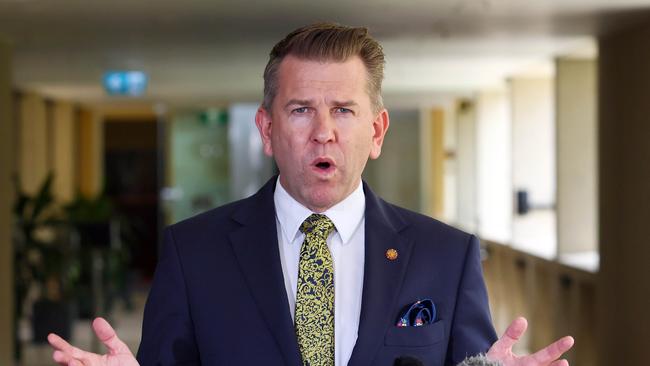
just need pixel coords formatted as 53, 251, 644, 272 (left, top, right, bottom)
19, 292, 146, 366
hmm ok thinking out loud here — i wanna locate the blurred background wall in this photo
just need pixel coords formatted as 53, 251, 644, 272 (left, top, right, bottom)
1, 33, 16, 364
1, 1, 650, 365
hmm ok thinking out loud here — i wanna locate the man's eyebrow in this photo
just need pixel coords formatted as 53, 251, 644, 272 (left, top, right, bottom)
332, 100, 358, 107
284, 99, 313, 109
283, 99, 359, 109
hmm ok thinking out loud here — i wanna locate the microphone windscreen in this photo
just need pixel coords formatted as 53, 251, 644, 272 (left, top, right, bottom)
456, 354, 502, 366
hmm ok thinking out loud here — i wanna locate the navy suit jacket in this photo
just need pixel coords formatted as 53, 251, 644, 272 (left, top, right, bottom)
136, 178, 497, 365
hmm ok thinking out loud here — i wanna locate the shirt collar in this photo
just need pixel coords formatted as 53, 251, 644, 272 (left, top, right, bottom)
274, 176, 365, 245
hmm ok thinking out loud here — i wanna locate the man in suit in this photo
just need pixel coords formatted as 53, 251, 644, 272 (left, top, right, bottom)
48, 23, 574, 366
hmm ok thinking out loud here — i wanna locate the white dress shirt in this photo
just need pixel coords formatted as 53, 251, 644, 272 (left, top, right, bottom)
274, 177, 365, 366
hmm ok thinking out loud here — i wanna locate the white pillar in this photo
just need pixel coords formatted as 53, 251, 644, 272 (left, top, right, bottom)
455, 100, 477, 232
510, 77, 556, 258
475, 89, 512, 243
555, 58, 598, 261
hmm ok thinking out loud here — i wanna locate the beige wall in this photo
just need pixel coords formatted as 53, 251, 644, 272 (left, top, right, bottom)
598, 21, 650, 366
0, 35, 15, 366
78, 108, 104, 197
419, 107, 445, 218
555, 58, 598, 255
19, 93, 49, 193
15, 94, 80, 201
52, 102, 76, 202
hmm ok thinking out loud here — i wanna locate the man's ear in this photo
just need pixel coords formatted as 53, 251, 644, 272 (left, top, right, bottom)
255, 106, 274, 157
369, 108, 390, 160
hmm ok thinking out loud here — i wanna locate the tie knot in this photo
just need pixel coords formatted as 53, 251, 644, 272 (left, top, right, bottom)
300, 214, 335, 238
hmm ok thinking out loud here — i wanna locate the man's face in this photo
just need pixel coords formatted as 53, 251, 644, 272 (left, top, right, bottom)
255, 55, 389, 212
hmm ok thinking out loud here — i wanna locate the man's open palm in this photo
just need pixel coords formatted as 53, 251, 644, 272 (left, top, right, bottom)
487, 317, 574, 366
48, 317, 139, 366
49, 316, 574, 366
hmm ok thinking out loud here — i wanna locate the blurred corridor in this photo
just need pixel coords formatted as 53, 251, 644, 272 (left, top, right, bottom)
1, 1, 650, 365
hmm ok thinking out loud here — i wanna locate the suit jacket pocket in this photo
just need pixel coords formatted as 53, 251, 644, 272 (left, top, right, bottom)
384, 320, 445, 347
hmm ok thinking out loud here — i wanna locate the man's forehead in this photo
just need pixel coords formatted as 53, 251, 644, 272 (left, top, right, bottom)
275, 55, 369, 95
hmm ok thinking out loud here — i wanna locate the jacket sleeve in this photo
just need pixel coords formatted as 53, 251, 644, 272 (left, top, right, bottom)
136, 227, 200, 366
446, 235, 498, 365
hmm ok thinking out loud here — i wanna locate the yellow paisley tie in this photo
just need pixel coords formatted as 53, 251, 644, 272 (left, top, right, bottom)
295, 214, 336, 366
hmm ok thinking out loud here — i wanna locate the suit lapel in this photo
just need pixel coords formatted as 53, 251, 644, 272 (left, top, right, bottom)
348, 183, 414, 366
229, 178, 302, 366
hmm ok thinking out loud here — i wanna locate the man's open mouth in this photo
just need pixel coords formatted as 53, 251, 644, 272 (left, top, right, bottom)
315, 161, 331, 170
312, 158, 335, 172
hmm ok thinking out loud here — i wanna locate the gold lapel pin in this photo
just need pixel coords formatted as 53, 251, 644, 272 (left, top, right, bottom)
385, 248, 398, 261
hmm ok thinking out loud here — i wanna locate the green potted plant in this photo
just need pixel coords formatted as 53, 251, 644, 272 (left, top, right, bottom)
13, 173, 80, 360
64, 192, 133, 318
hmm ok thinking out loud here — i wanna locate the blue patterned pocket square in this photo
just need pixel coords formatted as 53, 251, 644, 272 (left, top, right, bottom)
395, 299, 436, 327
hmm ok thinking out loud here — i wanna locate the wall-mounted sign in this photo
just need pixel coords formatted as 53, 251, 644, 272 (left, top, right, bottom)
103, 70, 148, 96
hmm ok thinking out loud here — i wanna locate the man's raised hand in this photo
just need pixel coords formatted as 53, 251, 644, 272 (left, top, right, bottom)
487, 317, 574, 366
48, 317, 139, 366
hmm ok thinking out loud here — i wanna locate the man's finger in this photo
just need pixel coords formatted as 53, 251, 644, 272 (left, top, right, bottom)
48, 333, 74, 353
549, 359, 569, 366
530, 336, 574, 364
493, 316, 528, 353
92, 317, 132, 355
48, 333, 96, 364
52, 349, 73, 365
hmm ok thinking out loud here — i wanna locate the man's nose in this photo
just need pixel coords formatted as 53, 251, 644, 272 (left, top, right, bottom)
311, 111, 336, 144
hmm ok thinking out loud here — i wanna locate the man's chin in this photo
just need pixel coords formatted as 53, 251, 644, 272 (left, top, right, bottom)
304, 189, 340, 213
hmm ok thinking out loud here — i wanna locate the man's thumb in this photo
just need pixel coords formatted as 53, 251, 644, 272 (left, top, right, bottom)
491, 316, 528, 354
92, 317, 132, 354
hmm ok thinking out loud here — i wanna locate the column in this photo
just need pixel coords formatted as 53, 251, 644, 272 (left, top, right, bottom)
19, 93, 48, 194
455, 99, 477, 232
52, 101, 76, 203
419, 107, 446, 218
510, 77, 556, 258
77, 108, 104, 198
598, 21, 650, 366
0, 34, 15, 365
475, 89, 512, 243
555, 58, 598, 263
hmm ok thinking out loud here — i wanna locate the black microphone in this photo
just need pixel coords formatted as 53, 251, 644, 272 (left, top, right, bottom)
393, 356, 424, 366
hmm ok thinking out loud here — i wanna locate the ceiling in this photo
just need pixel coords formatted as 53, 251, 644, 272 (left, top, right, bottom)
1, 0, 650, 108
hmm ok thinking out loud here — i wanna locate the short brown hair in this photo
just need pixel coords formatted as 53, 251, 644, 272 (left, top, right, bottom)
262, 23, 385, 113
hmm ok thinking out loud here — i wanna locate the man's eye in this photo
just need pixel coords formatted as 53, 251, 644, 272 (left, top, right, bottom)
293, 107, 308, 114
335, 107, 352, 114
